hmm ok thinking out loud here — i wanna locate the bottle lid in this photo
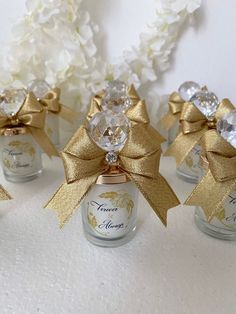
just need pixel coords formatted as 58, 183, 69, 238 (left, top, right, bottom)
96, 167, 130, 185
1, 126, 28, 136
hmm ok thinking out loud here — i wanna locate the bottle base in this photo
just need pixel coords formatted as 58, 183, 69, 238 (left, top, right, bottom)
4, 170, 42, 183
194, 212, 236, 241
176, 169, 198, 184
83, 226, 137, 248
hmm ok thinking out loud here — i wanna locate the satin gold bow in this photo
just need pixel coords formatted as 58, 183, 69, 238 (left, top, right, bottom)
185, 130, 236, 221
45, 93, 179, 228
0, 185, 12, 200
164, 99, 234, 166
159, 92, 184, 130
39, 88, 80, 123
0, 92, 59, 157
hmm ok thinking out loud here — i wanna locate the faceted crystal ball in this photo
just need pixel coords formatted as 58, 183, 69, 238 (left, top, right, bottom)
190, 90, 219, 119
28, 79, 51, 99
178, 81, 201, 101
88, 111, 130, 152
217, 110, 236, 148
101, 80, 132, 113
0, 89, 27, 116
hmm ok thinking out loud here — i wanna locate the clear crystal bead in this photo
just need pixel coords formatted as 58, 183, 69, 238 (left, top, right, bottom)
28, 79, 51, 99
190, 90, 219, 119
105, 151, 118, 164
217, 110, 236, 148
88, 111, 130, 152
0, 89, 27, 116
178, 81, 201, 101
101, 80, 132, 113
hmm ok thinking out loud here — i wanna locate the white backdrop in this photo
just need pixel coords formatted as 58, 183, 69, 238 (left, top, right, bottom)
0, 0, 236, 103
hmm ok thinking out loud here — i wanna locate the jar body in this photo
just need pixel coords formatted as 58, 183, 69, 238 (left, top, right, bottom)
45, 112, 60, 148
0, 133, 42, 182
176, 144, 202, 183
195, 191, 236, 240
82, 181, 138, 247
195, 161, 236, 240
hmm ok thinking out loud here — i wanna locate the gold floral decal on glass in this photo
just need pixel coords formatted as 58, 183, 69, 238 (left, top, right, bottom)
88, 212, 98, 229
8, 141, 36, 158
98, 191, 134, 218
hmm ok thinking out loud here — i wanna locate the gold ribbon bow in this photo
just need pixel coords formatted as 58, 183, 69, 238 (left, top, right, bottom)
0, 185, 12, 200
0, 92, 59, 157
45, 93, 179, 228
185, 130, 236, 221
159, 92, 184, 130
39, 88, 80, 123
164, 99, 234, 165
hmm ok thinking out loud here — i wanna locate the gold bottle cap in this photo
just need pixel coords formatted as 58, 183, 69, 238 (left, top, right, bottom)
96, 167, 130, 185
2, 127, 28, 136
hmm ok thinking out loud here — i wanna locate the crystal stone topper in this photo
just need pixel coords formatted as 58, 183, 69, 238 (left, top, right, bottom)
190, 90, 219, 119
178, 81, 201, 101
28, 79, 51, 99
101, 80, 132, 114
217, 109, 236, 148
88, 111, 130, 152
0, 89, 27, 116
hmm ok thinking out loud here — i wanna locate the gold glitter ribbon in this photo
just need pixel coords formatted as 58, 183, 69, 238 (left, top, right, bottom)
39, 88, 80, 123
0, 185, 12, 200
164, 99, 234, 166
185, 130, 236, 221
45, 92, 179, 228
0, 92, 59, 157
159, 92, 184, 130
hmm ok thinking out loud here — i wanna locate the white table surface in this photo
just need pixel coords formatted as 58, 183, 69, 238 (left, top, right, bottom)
0, 155, 235, 314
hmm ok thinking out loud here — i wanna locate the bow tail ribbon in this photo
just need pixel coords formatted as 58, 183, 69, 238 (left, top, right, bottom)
45, 174, 100, 228
0, 185, 12, 200
185, 170, 236, 221
164, 128, 206, 166
160, 111, 180, 130
58, 104, 80, 123
125, 172, 179, 225
29, 127, 59, 158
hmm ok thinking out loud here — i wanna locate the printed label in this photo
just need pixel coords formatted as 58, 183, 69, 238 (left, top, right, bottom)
178, 145, 202, 178
2, 140, 37, 175
86, 189, 135, 238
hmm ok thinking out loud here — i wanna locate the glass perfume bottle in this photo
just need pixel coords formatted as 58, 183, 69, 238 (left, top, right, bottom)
82, 167, 138, 247
168, 81, 201, 145
194, 110, 236, 240
195, 156, 236, 240
0, 127, 42, 182
176, 90, 219, 183
28, 79, 60, 147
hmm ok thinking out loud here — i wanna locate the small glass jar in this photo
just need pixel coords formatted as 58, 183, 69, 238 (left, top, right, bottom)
45, 112, 60, 148
82, 168, 138, 247
0, 127, 42, 182
176, 144, 202, 183
195, 157, 236, 240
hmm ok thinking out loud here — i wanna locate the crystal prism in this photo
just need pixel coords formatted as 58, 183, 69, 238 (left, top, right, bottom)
88, 111, 130, 152
190, 90, 219, 119
0, 89, 27, 116
101, 80, 132, 113
28, 79, 51, 99
178, 81, 201, 101
105, 151, 118, 164
217, 110, 236, 148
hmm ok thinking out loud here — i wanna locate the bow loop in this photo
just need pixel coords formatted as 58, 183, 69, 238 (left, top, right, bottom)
40, 88, 61, 113
201, 130, 236, 182
169, 92, 185, 114
61, 126, 106, 183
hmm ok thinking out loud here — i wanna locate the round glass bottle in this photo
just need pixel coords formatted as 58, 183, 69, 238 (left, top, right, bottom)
82, 168, 138, 247
0, 127, 42, 182
195, 157, 236, 240
176, 144, 202, 183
